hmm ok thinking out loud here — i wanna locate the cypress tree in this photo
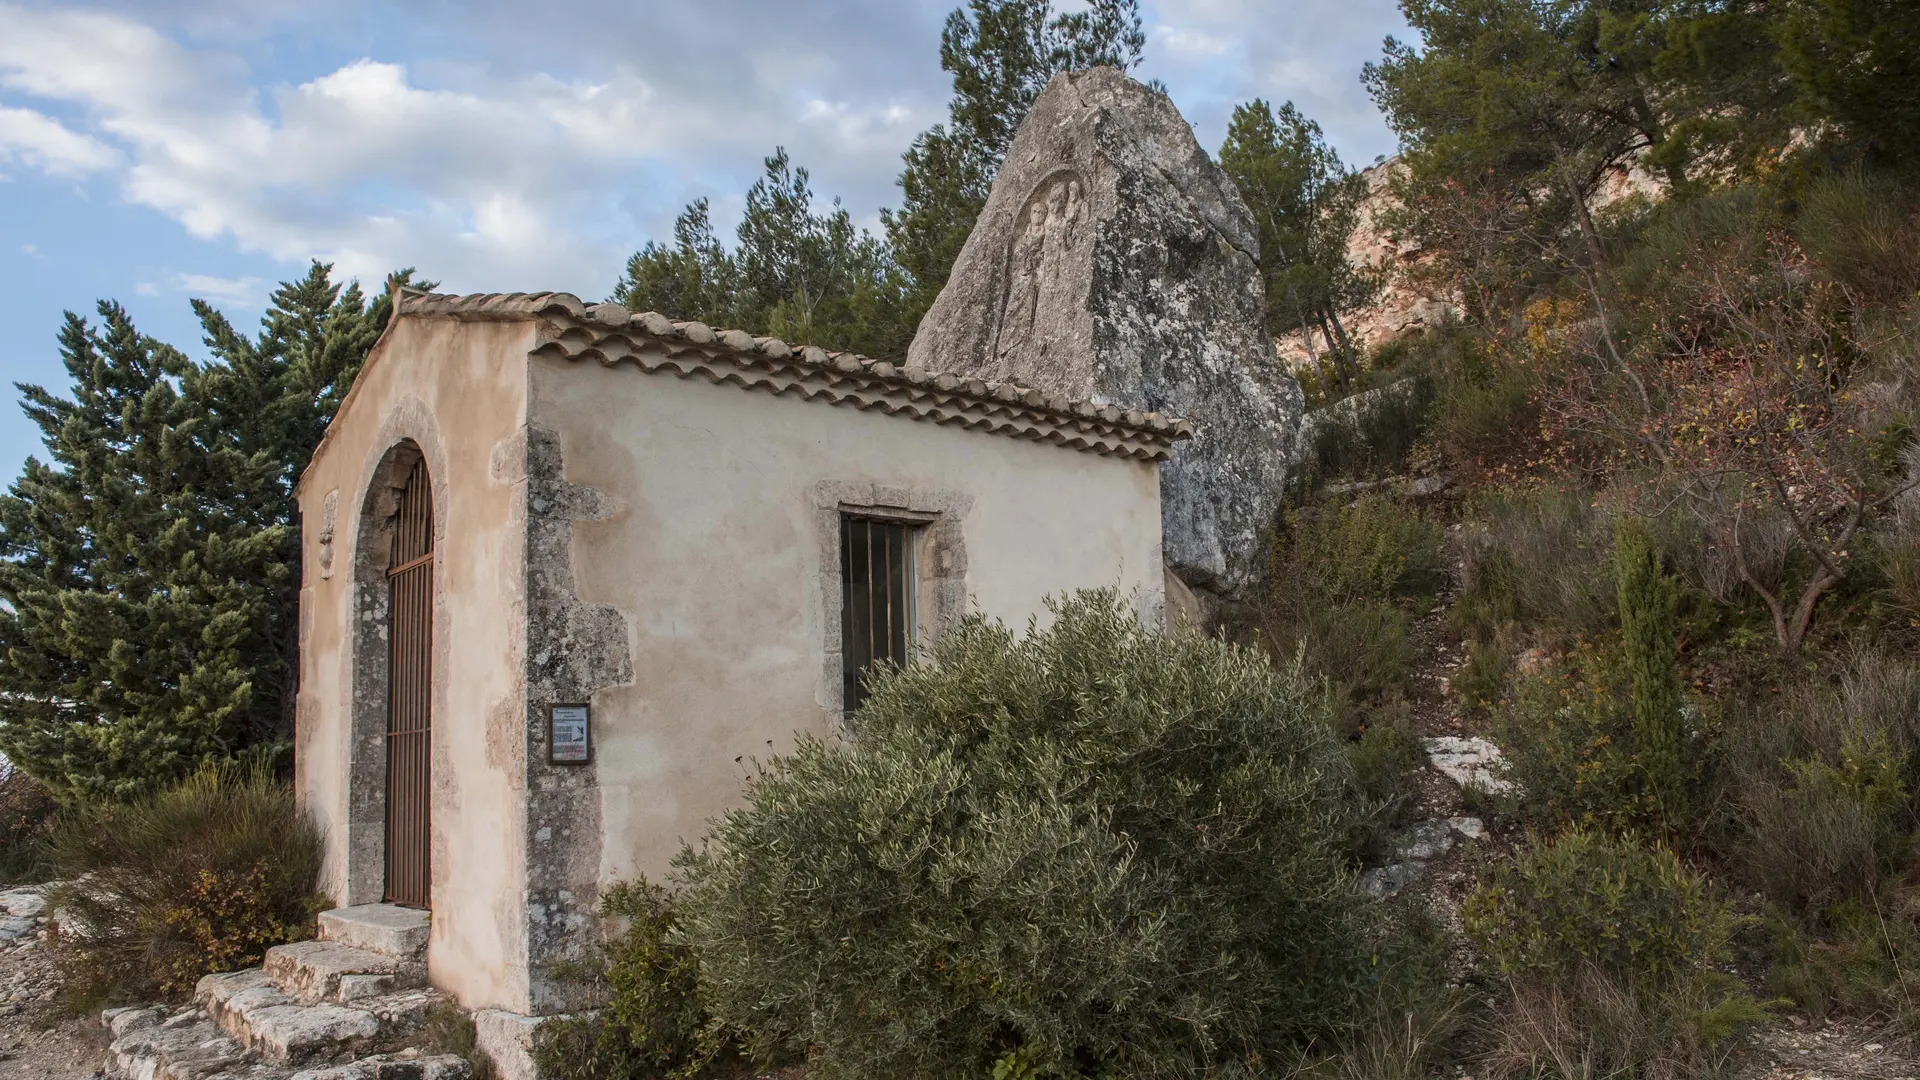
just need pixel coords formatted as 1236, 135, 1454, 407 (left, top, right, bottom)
0, 264, 418, 802
1615, 516, 1686, 828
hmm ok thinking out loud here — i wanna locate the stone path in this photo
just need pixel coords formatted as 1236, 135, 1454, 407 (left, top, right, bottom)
0, 885, 105, 1080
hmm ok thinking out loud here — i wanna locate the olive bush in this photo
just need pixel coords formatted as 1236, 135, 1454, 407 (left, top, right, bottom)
675, 590, 1376, 1080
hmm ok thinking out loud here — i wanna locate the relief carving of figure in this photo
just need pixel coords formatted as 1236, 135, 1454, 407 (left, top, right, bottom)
993, 173, 1085, 364
318, 489, 339, 580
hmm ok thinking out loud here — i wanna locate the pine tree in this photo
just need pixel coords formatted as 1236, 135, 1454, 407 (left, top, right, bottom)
1615, 516, 1686, 829
1218, 99, 1371, 391
0, 264, 419, 802
612, 149, 910, 357
1776, 0, 1920, 166
883, 0, 1146, 325
1365, 0, 1676, 338
610, 199, 742, 332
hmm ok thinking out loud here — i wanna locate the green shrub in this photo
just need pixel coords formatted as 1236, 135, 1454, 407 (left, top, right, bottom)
1739, 737, 1911, 915
1794, 169, 1920, 307
1256, 494, 1441, 705
1869, 528, 1920, 637
47, 759, 325, 1001
1767, 885, 1920, 1027
1425, 361, 1537, 474
1466, 830, 1736, 989
1289, 908, 1464, 1080
1714, 651, 1920, 914
533, 881, 747, 1080
422, 1001, 497, 1080
1272, 600, 1416, 709
1348, 703, 1428, 825
1286, 494, 1446, 605
675, 590, 1376, 1080
1494, 644, 1667, 834
1452, 637, 1513, 714
1479, 964, 1765, 1080
1454, 487, 1616, 645
1616, 517, 1687, 827
0, 764, 56, 885
1466, 831, 1763, 1078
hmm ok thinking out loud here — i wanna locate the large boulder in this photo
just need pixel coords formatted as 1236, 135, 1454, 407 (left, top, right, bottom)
908, 67, 1303, 593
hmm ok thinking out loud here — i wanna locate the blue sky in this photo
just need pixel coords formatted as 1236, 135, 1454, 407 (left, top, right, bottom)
0, 0, 1409, 486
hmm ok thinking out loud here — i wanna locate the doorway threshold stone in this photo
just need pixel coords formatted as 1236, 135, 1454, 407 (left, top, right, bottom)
318, 904, 430, 960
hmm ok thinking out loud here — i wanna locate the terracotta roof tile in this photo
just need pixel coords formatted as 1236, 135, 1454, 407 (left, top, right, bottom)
388, 290, 1192, 461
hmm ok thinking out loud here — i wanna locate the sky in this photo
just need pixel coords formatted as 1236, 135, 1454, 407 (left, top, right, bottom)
0, 0, 1411, 486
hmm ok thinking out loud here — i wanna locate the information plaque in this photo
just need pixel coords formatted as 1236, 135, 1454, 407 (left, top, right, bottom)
548, 703, 592, 764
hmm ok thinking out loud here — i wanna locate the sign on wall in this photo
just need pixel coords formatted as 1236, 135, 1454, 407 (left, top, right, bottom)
548, 703, 592, 765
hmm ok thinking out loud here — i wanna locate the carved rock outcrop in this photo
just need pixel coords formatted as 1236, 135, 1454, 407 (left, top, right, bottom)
907, 66, 1303, 593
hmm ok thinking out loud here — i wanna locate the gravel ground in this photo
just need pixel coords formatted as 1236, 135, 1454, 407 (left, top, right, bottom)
1743, 1020, 1919, 1080
0, 887, 105, 1080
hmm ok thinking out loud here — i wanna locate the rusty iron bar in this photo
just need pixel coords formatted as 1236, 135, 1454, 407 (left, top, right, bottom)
840, 515, 914, 716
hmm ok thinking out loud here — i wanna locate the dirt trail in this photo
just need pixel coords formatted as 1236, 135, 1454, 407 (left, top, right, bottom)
0, 920, 103, 1080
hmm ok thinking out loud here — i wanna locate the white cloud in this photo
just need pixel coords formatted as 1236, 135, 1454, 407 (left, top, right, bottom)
0, 3, 931, 295
1139, 0, 1408, 164
799, 98, 924, 149
173, 272, 264, 305
1154, 25, 1233, 61
0, 104, 119, 175
0, 0, 1407, 302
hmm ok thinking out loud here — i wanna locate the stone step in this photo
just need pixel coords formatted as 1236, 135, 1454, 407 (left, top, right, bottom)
263, 940, 427, 1005
197, 968, 442, 1066
317, 905, 430, 960
102, 1004, 292, 1080
103, 1003, 467, 1080
287, 1052, 471, 1080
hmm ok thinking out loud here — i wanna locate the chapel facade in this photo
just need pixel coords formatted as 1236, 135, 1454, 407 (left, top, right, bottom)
291, 289, 1186, 1022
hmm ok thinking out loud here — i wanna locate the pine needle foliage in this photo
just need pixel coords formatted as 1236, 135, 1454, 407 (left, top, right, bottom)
674, 590, 1376, 1080
0, 264, 422, 802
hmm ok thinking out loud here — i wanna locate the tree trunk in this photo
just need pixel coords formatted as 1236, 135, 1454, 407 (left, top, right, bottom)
1318, 310, 1351, 391
1561, 163, 1609, 274
1328, 308, 1360, 375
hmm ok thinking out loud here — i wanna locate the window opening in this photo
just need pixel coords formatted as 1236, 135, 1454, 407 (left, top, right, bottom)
840, 515, 918, 715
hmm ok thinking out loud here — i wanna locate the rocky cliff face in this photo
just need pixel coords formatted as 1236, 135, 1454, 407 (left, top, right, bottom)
1274, 159, 1455, 373
1277, 157, 1668, 373
908, 67, 1303, 594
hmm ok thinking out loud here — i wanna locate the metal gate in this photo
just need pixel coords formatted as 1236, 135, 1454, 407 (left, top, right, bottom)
384, 457, 434, 909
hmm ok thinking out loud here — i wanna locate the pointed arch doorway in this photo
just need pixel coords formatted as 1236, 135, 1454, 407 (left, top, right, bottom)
384, 455, 434, 909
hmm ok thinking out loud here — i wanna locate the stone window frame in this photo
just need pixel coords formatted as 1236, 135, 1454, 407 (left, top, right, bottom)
812, 481, 971, 721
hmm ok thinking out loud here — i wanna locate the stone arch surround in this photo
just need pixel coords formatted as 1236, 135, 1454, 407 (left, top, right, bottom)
344, 398, 453, 907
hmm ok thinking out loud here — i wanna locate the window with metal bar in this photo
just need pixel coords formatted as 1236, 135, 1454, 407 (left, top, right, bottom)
840, 515, 918, 716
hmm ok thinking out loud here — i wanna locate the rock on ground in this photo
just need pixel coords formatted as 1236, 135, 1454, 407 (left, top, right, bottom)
907, 66, 1303, 595
1423, 735, 1514, 795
